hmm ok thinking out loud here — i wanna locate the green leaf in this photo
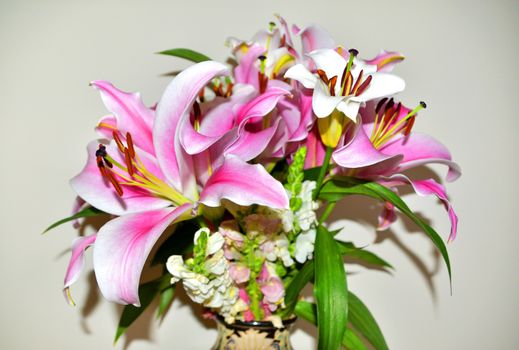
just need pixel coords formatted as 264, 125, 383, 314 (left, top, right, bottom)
281, 260, 315, 318
43, 207, 104, 234
157, 284, 175, 318
157, 48, 211, 63
320, 178, 452, 285
114, 279, 161, 344
295, 301, 367, 350
348, 292, 388, 350
314, 225, 348, 350
336, 241, 393, 270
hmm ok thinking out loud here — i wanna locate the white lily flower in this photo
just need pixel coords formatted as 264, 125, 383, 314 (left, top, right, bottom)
285, 49, 405, 121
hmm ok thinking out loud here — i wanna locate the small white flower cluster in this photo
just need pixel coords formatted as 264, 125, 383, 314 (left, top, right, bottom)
166, 228, 244, 323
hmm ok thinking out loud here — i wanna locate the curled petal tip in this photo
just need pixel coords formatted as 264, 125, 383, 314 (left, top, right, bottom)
64, 287, 76, 307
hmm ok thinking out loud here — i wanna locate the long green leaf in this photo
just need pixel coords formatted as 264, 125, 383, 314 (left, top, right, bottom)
348, 292, 388, 350
281, 260, 314, 318
157, 48, 211, 63
314, 225, 348, 350
43, 207, 104, 234
295, 301, 367, 350
320, 178, 452, 285
336, 241, 393, 270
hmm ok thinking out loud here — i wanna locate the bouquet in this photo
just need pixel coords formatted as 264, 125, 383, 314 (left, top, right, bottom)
46, 16, 460, 349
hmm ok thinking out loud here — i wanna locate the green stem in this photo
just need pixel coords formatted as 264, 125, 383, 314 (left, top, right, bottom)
319, 202, 336, 224
314, 146, 333, 200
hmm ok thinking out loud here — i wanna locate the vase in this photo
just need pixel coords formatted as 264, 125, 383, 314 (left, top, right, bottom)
211, 315, 296, 350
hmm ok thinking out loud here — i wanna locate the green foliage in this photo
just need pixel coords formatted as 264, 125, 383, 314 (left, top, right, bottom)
336, 241, 393, 270
156, 48, 211, 63
157, 284, 175, 318
285, 146, 307, 213
320, 177, 452, 285
314, 225, 348, 350
348, 292, 388, 350
43, 206, 104, 234
281, 260, 315, 318
294, 301, 367, 350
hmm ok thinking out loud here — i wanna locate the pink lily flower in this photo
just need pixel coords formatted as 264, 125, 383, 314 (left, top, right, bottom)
332, 99, 461, 240
65, 61, 289, 306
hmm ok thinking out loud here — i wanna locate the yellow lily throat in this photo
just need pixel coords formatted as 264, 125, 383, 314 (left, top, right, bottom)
95, 130, 189, 206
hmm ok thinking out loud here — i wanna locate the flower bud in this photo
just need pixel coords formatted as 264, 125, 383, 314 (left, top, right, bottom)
317, 109, 346, 148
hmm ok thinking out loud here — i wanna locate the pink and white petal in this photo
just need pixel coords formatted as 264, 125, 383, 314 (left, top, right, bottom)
63, 234, 97, 305
178, 114, 222, 155
312, 79, 346, 118
71, 196, 87, 229
234, 45, 266, 86
381, 175, 458, 241
308, 49, 347, 83
333, 125, 403, 170
381, 133, 461, 182
225, 120, 281, 161
93, 205, 193, 306
377, 201, 397, 231
154, 61, 229, 194
365, 50, 405, 72
284, 64, 317, 89
91, 81, 155, 155
351, 73, 405, 102
235, 86, 290, 125
304, 126, 326, 169
200, 155, 289, 209
297, 24, 336, 54
70, 141, 170, 216
275, 15, 295, 48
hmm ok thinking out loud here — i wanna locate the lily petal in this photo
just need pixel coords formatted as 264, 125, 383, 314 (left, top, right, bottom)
365, 50, 405, 72
225, 118, 281, 161
63, 234, 97, 305
91, 81, 155, 155
381, 133, 462, 182
308, 49, 346, 83
154, 61, 229, 196
297, 24, 336, 53
93, 205, 192, 306
200, 155, 289, 209
235, 86, 290, 125
381, 175, 458, 242
70, 141, 170, 216
312, 79, 347, 118
350, 73, 405, 102
234, 45, 266, 86
333, 124, 403, 172
284, 63, 317, 89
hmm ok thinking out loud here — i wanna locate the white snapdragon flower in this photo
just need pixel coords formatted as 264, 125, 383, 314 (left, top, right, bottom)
166, 228, 239, 321
295, 181, 319, 230
262, 233, 294, 267
295, 228, 317, 264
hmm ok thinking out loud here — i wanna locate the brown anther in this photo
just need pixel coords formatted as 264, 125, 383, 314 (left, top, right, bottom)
280, 34, 286, 47
112, 131, 125, 153
340, 65, 348, 87
403, 116, 416, 136
385, 98, 395, 112
354, 74, 372, 97
258, 72, 268, 94
193, 101, 201, 118
106, 171, 124, 197
343, 71, 353, 96
316, 69, 329, 84
198, 89, 205, 103
124, 149, 134, 177
126, 132, 135, 159
350, 69, 364, 95
329, 76, 338, 96
103, 158, 113, 168
225, 82, 234, 98
375, 98, 388, 114
96, 156, 108, 178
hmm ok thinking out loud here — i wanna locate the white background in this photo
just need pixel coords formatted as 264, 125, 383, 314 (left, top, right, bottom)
1, 0, 517, 349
